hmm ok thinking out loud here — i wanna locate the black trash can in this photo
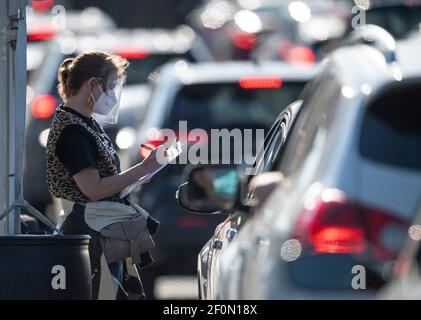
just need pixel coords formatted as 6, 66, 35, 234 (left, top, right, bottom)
0, 235, 91, 300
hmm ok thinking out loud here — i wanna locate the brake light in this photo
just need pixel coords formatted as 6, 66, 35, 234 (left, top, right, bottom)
231, 31, 257, 50
28, 26, 56, 42
239, 77, 283, 89
294, 189, 408, 260
31, 0, 54, 12
31, 95, 56, 119
282, 46, 316, 66
311, 226, 365, 254
278, 40, 316, 65
113, 46, 150, 60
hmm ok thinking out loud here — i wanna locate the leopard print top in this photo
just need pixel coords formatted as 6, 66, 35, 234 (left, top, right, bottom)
46, 107, 122, 203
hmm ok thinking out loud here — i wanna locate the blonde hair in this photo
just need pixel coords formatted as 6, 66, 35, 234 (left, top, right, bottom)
57, 50, 129, 102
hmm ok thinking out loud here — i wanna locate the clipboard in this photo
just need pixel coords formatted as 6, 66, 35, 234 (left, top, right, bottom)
119, 141, 183, 199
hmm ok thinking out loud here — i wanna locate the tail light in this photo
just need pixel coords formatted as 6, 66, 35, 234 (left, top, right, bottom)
278, 41, 316, 66
231, 31, 257, 50
239, 77, 283, 89
31, 95, 56, 119
294, 189, 408, 261
113, 46, 150, 60
31, 0, 54, 12
28, 26, 56, 42
285, 46, 316, 66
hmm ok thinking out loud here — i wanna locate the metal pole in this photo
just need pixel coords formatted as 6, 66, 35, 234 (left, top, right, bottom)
0, 0, 10, 236
0, 0, 27, 236
7, 0, 17, 235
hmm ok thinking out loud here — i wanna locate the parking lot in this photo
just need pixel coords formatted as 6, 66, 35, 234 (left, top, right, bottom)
0, 0, 421, 301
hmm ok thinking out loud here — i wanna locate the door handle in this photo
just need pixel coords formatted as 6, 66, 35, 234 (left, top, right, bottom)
212, 239, 223, 250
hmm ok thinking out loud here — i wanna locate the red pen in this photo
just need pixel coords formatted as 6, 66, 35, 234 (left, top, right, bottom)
141, 144, 154, 151
142, 144, 168, 157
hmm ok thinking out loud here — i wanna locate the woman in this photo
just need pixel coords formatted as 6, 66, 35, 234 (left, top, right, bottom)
46, 50, 162, 299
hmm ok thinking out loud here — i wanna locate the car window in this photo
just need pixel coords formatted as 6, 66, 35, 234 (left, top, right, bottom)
277, 74, 341, 176
241, 118, 286, 204
360, 79, 421, 171
166, 82, 305, 131
251, 119, 284, 178
125, 54, 191, 85
366, 6, 421, 39
262, 119, 290, 173
271, 121, 288, 168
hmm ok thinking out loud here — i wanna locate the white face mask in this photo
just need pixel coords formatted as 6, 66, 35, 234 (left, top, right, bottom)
91, 84, 118, 116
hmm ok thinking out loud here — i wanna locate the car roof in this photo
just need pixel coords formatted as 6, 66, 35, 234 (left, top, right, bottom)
366, 0, 421, 9
155, 60, 321, 85
396, 35, 421, 78
74, 26, 196, 54
256, 0, 349, 12
325, 35, 421, 93
27, 7, 116, 36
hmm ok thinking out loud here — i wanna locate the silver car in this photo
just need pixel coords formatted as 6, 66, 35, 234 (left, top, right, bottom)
218, 28, 421, 299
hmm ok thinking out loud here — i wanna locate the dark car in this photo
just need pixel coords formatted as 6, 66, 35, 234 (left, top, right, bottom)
351, 0, 421, 40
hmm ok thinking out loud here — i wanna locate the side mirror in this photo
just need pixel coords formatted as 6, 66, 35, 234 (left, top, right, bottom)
176, 166, 240, 214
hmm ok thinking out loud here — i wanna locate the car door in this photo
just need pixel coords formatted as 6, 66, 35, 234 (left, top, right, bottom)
206, 102, 301, 299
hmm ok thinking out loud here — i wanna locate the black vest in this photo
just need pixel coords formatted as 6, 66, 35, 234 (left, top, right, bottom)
46, 107, 122, 203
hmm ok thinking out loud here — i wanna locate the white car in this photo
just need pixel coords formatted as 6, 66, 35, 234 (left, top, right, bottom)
27, 6, 116, 39
218, 27, 421, 300
134, 60, 319, 149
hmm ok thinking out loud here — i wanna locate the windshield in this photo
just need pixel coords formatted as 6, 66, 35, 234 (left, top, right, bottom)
125, 53, 193, 85
366, 6, 421, 39
167, 82, 305, 131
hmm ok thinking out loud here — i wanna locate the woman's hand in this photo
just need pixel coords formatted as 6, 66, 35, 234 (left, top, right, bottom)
139, 145, 168, 175
72, 145, 170, 202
